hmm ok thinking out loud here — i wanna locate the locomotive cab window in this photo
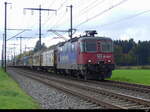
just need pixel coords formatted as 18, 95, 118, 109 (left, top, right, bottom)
86, 41, 97, 52
80, 40, 97, 52
100, 41, 113, 52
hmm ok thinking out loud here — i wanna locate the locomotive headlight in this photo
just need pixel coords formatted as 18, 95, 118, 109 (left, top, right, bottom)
88, 60, 92, 63
108, 60, 111, 63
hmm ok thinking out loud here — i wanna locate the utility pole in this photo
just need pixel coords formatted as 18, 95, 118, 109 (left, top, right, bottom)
4, 2, 7, 72
1, 34, 4, 67
24, 45, 27, 55
24, 5, 56, 67
70, 5, 73, 39
16, 36, 32, 55
24, 45, 33, 55
19, 36, 22, 55
24, 5, 57, 47
67, 5, 73, 39
9, 44, 17, 66
8, 48, 13, 61
4, 2, 11, 72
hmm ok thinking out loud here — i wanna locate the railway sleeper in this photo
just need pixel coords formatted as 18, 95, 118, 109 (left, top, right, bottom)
117, 102, 134, 105
121, 103, 138, 107
127, 105, 146, 109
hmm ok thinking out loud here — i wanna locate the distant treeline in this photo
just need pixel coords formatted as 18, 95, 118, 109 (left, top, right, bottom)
114, 39, 150, 66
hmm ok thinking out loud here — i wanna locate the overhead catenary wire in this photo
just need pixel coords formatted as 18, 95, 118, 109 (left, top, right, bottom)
42, 11, 68, 39
35, 0, 57, 26
21, 0, 57, 40
40, 0, 68, 39
77, 0, 106, 17
73, 0, 107, 25
75, 0, 128, 29
42, 0, 67, 28
76, 0, 100, 15
96, 9, 150, 28
56, 0, 106, 38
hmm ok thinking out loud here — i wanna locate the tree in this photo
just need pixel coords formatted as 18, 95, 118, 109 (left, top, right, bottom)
114, 45, 124, 65
114, 39, 137, 66
33, 40, 47, 52
114, 39, 150, 66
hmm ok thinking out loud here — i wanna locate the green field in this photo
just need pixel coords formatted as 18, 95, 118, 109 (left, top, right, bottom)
0, 68, 39, 109
109, 69, 150, 85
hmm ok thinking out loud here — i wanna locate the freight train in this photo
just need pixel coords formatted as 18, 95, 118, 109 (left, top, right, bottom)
10, 30, 115, 80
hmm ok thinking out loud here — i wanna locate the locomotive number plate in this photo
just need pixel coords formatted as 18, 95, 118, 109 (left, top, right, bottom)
97, 54, 103, 58
97, 54, 111, 58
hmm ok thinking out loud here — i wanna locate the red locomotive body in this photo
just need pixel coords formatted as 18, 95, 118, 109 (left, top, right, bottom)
76, 35, 115, 80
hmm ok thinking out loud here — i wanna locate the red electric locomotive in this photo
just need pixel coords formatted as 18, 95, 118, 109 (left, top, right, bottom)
56, 30, 115, 80
76, 30, 115, 80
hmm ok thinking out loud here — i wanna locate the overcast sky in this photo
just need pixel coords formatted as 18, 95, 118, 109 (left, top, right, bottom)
0, 0, 150, 60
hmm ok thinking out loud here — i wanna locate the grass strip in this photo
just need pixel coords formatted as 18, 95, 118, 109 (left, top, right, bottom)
0, 68, 40, 109
109, 69, 150, 86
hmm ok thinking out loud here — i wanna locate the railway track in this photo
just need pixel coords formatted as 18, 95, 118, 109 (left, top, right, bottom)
106, 80, 150, 89
16, 68, 150, 91
90, 80, 150, 93
12, 67, 150, 100
9, 68, 150, 109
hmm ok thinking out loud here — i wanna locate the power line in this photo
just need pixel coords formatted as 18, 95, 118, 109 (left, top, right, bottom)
42, 0, 67, 28
77, 0, 106, 17
75, 0, 128, 28
24, 5, 56, 67
43, 0, 102, 39
49, 11, 67, 29
22, 0, 56, 39
39, 0, 67, 40
42, 1, 69, 39
47, 0, 57, 9
74, 0, 106, 24
98, 9, 150, 28
16, 36, 33, 54
24, 5, 56, 46
76, 0, 99, 14
7, 29, 32, 41
57, 0, 67, 11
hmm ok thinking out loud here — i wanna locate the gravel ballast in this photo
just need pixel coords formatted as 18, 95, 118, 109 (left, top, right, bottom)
7, 69, 100, 109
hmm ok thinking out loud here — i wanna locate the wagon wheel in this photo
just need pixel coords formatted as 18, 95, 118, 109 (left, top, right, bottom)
76, 72, 81, 79
84, 75, 87, 80
81, 70, 88, 80
99, 73, 105, 81
100, 77, 104, 81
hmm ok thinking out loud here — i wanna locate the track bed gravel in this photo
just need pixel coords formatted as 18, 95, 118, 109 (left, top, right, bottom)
7, 69, 100, 109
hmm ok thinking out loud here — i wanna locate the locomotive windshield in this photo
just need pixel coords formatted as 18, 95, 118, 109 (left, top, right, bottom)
85, 41, 97, 52
100, 41, 113, 52
80, 40, 97, 52
80, 39, 113, 53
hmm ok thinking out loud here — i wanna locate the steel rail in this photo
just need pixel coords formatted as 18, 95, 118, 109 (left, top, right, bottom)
35, 74, 150, 108
90, 80, 150, 93
13, 69, 125, 109
11, 68, 150, 109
